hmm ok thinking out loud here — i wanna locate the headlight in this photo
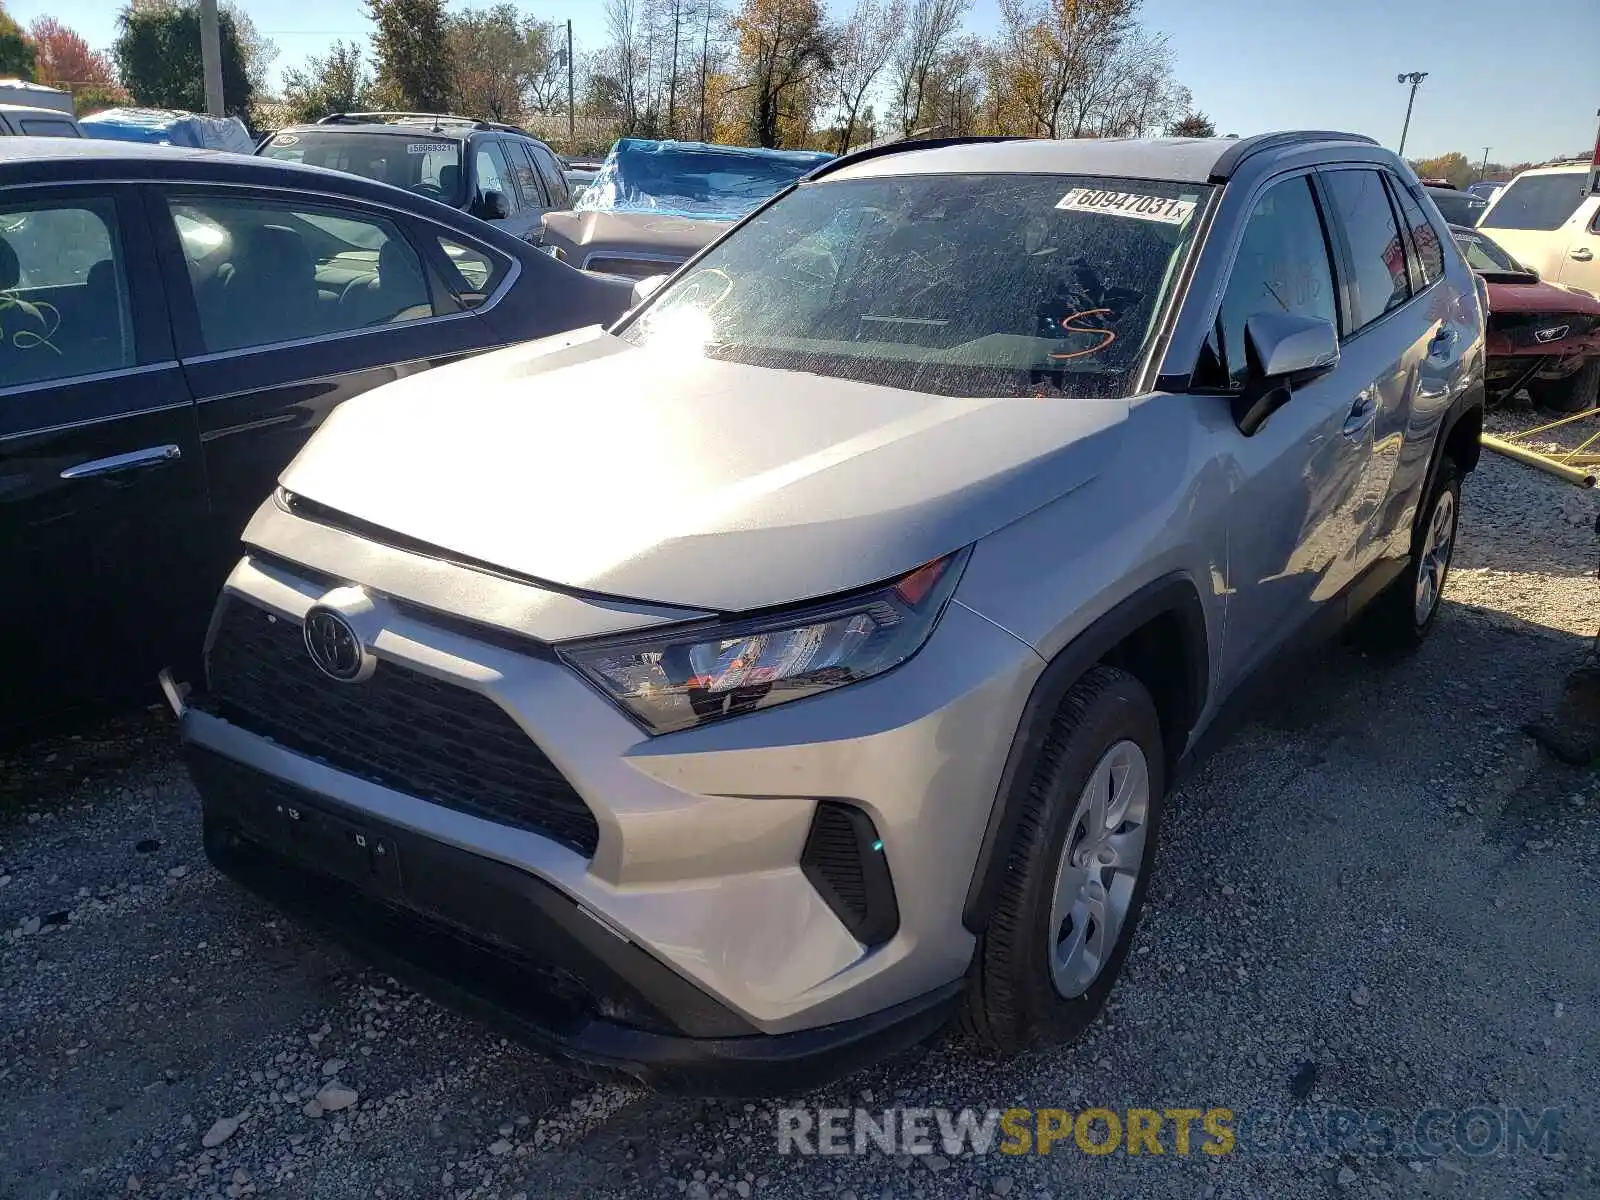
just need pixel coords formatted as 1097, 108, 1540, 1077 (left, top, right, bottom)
559, 549, 970, 734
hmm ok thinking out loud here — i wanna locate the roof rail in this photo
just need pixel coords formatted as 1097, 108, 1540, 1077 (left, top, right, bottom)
1208, 129, 1380, 182
804, 134, 1029, 182
316, 111, 489, 131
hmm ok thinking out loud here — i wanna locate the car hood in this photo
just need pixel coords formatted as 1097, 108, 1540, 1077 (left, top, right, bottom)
1485, 277, 1600, 315
277, 328, 1129, 614
540, 210, 727, 265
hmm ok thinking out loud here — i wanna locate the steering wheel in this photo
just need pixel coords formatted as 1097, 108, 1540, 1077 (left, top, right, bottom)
413, 182, 446, 200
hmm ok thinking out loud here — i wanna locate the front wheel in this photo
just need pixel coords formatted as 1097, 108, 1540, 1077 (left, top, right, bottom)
1529, 358, 1600, 414
1358, 459, 1460, 653
962, 665, 1165, 1054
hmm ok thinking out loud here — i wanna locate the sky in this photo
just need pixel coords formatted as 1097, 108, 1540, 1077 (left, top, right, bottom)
8, 0, 1596, 166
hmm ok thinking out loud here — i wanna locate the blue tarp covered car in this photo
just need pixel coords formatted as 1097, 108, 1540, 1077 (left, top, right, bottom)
541, 139, 834, 279
79, 107, 255, 155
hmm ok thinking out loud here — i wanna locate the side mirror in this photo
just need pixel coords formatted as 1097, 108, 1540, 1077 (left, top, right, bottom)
631, 273, 669, 307
1232, 311, 1340, 436
478, 190, 511, 220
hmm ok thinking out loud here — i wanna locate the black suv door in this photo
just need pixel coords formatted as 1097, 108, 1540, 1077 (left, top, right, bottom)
144, 184, 504, 581
0, 185, 208, 726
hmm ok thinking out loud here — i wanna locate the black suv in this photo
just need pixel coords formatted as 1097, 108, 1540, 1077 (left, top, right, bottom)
258, 112, 572, 242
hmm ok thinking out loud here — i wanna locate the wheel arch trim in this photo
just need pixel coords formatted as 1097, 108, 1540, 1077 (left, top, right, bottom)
960, 572, 1209, 934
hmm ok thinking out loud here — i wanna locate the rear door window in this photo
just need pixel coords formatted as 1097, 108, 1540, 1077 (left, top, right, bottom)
505, 141, 549, 210
161, 194, 437, 353
1390, 179, 1444, 287
1320, 169, 1412, 332
18, 118, 78, 137
0, 198, 134, 386
529, 143, 570, 208
1481, 173, 1587, 232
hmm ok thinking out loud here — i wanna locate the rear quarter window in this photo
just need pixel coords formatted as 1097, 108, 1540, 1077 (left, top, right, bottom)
1481, 173, 1587, 232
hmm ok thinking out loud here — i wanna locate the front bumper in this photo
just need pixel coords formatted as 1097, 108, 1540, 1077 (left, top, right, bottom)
174, 524, 1044, 1085
189, 743, 960, 1094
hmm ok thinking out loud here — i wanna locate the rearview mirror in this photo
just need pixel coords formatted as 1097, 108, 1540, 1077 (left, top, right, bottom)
631, 274, 670, 307
1232, 312, 1340, 436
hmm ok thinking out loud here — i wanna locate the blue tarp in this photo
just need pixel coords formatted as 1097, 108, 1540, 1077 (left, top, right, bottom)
79, 107, 255, 155
575, 139, 834, 221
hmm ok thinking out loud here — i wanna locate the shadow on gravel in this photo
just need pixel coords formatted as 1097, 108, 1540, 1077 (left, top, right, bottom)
0, 705, 177, 824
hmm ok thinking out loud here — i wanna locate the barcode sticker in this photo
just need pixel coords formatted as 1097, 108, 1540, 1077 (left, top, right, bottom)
1056, 188, 1196, 225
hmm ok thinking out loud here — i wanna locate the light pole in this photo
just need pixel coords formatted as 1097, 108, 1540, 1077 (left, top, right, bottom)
1397, 71, 1428, 158
1479, 146, 1491, 182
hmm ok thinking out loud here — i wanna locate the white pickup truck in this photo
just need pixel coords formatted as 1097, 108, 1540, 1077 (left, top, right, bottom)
1477, 158, 1600, 296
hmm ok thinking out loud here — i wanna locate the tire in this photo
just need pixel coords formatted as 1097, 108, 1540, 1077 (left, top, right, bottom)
961, 665, 1165, 1054
1530, 358, 1600, 414
1358, 458, 1461, 654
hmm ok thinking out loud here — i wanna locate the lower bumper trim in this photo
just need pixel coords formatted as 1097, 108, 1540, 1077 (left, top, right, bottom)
190, 746, 960, 1095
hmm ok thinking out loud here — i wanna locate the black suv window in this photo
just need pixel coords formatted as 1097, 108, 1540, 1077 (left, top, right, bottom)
473, 141, 520, 216
1389, 178, 1444, 287
528, 143, 570, 208
1321, 169, 1411, 332
1205, 175, 1339, 389
1481, 172, 1587, 232
504, 141, 549, 210
0, 197, 134, 387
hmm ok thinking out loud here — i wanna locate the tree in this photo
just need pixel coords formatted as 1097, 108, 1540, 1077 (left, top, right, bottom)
605, 0, 640, 133
1169, 110, 1214, 138
113, 2, 254, 118
367, 0, 453, 111
281, 40, 372, 124
28, 17, 117, 90
223, 3, 278, 97
826, 0, 902, 153
0, 5, 37, 80
889, 0, 968, 136
1409, 151, 1473, 189
444, 5, 548, 123
730, 0, 832, 148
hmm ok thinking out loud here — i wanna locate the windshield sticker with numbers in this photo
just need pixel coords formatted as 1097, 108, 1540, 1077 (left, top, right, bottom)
1055, 188, 1196, 225
407, 142, 455, 155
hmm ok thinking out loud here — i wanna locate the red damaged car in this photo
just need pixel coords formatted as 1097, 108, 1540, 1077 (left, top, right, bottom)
1450, 224, 1600, 412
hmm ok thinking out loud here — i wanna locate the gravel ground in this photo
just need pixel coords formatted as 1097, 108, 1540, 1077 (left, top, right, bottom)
3, 441, 1598, 1200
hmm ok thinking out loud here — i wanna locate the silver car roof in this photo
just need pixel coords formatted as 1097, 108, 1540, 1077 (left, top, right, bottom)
820, 131, 1380, 186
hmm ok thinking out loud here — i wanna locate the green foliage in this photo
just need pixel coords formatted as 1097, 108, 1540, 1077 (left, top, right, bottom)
282, 40, 372, 123
0, 6, 37, 80
112, 2, 254, 118
367, 0, 453, 111
1168, 111, 1214, 138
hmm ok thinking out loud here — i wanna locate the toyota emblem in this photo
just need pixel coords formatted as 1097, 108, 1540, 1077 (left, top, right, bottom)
303, 606, 370, 682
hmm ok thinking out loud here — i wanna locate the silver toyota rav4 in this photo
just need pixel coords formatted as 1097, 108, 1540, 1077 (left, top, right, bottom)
170, 131, 1485, 1093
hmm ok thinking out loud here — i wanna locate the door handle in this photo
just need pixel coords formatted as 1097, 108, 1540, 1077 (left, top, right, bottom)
60, 444, 182, 480
1343, 390, 1377, 440
1572, 248, 1595, 263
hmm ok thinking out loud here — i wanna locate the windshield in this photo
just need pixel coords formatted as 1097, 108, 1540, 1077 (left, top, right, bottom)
1451, 227, 1523, 273
576, 140, 830, 220
622, 173, 1208, 399
259, 130, 465, 206
1480, 171, 1587, 231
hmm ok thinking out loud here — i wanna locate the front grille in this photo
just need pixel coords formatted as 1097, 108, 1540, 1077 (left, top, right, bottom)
1489, 311, 1598, 349
205, 599, 600, 856
800, 801, 899, 946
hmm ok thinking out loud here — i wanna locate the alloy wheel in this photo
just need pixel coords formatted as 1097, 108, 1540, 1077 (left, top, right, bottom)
1413, 489, 1456, 626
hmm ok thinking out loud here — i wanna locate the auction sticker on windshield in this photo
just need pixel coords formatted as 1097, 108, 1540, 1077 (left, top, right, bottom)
1056, 188, 1196, 225
407, 142, 456, 155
